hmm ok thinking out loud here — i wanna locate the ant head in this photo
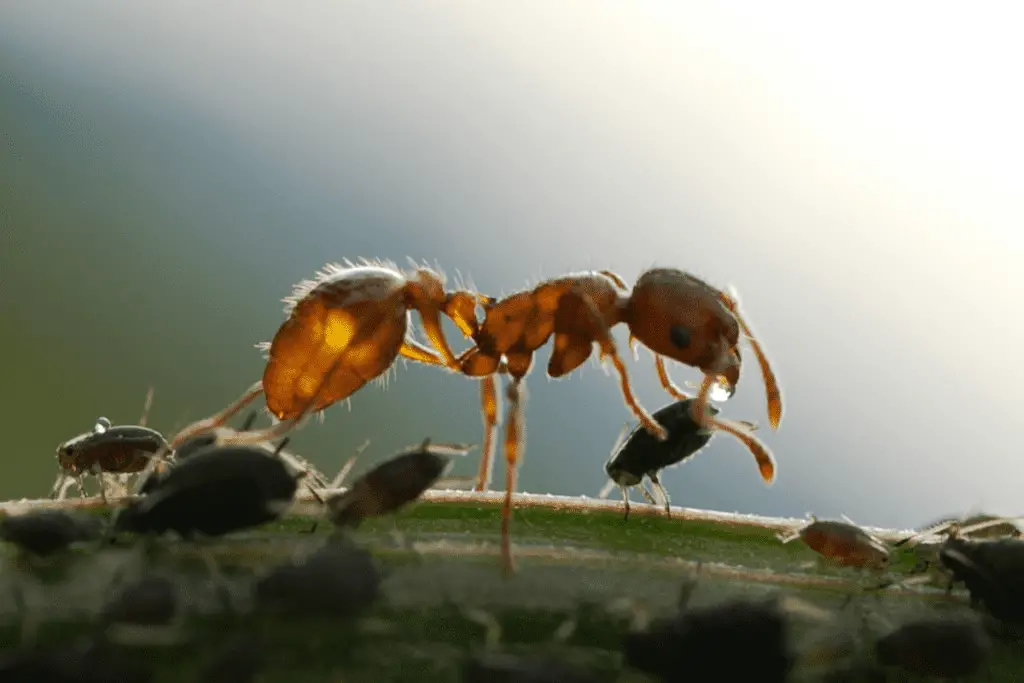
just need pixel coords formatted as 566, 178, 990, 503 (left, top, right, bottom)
626, 268, 741, 377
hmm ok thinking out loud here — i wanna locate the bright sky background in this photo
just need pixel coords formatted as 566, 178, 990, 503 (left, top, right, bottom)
2, 1, 1022, 527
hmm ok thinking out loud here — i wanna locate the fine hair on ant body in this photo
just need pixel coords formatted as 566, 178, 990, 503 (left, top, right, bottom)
420, 266, 784, 576
164, 258, 489, 449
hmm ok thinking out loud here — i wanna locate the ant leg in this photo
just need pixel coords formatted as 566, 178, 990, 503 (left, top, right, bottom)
717, 291, 783, 429
654, 354, 689, 400
500, 377, 526, 578
398, 339, 446, 366
475, 376, 499, 492
563, 288, 667, 441
443, 290, 483, 338
168, 381, 264, 449
138, 386, 155, 427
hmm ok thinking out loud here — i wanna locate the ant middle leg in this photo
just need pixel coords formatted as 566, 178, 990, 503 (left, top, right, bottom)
500, 374, 527, 578
475, 376, 499, 492
654, 354, 689, 401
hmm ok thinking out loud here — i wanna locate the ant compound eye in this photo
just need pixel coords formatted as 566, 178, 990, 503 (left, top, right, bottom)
669, 324, 691, 349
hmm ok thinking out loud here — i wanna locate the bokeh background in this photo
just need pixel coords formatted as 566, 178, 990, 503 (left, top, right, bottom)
2, 2, 1022, 529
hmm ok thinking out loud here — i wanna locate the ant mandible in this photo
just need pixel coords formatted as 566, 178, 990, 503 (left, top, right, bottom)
430, 267, 784, 575
166, 259, 488, 449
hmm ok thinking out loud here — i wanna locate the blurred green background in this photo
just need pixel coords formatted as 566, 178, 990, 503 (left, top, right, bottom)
3, 2, 1022, 528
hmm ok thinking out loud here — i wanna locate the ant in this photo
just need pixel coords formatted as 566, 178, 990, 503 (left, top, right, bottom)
51, 388, 166, 502
435, 268, 783, 575
598, 397, 761, 520
163, 259, 487, 450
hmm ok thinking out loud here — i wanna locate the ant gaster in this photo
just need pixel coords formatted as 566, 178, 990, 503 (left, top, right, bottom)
164, 259, 486, 449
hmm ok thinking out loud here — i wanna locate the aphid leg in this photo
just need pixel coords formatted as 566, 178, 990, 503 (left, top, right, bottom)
168, 381, 264, 449
500, 377, 526, 578
717, 290, 783, 429
49, 472, 67, 500
637, 483, 658, 507
565, 287, 667, 441
647, 473, 672, 519
75, 475, 88, 500
619, 486, 631, 521
654, 354, 689, 400
475, 375, 499, 492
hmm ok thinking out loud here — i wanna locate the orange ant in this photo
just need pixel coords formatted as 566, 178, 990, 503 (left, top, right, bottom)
431, 267, 783, 575
165, 259, 487, 449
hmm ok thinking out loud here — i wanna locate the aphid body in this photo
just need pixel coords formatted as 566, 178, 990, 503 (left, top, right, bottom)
324, 439, 463, 528
601, 398, 731, 520
779, 518, 890, 571
875, 617, 992, 679
114, 445, 301, 539
254, 539, 381, 618
0, 509, 103, 557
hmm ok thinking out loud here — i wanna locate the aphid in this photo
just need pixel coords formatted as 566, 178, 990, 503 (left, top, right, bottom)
938, 535, 1024, 624
113, 440, 302, 539
253, 538, 381, 618
461, 652, 601, 683
198, 634, 264, 683
875, 617, 992, 679
319, 438, 474, 529
0, 637, 153, 683
777, 516, 890, 571
439, 268, 782, 574
165, 259, 487, 449
101, 575, 178, 627
0, 509, 104, 557
599, 398, 759, 520
51, 389, 166, 502
623, 597, 793, 683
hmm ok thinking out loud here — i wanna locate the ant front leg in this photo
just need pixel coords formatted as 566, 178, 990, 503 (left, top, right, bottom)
654, 354, 689, 400
475, 376, 500, 492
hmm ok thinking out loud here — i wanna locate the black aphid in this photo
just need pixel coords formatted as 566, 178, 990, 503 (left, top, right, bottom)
101, 576, 178, 627
0, 637, 152, 683
875, 617, 992, 679
0, 509, 104, 557
939, 535, 1024, 624
323, 438, 466, 528
52, 416, 169, 501
198, 634, 265, 683
623, 598, 792, 683
601, 398, 728, 520
462, 652, 601, 683
254, 539, 380, 618
114, 443, 300, 539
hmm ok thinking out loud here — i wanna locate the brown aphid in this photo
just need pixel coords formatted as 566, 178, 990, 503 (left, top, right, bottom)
166, 259, 487, 449
778, 516, 890, 571
430, 268, 782, 575
322, 439, 471, 528
51, 388, 166, 502
875, 617, 992, 679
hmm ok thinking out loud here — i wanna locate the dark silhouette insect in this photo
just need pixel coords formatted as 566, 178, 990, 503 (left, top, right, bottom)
101, 576, 178, 628
0, 509, 104, 557
462, 652, 601, 683
198, 634, 265, 683
316, 438, 473, 530
114, 440, 302, 539
875, 616, 992, 679
0, 637, 153, 683
254, 539, 381, 618
623, 597, 793, 683
51, 389, 166, 502
599, 398, 759, 520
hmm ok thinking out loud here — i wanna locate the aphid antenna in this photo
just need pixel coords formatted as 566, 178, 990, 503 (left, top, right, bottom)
422, 442, 478, 457
139, 386, 155, 427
